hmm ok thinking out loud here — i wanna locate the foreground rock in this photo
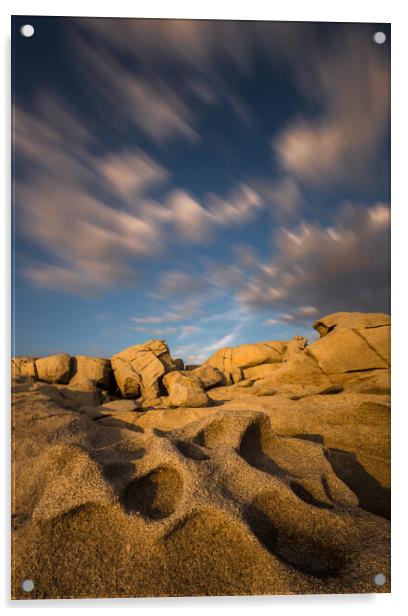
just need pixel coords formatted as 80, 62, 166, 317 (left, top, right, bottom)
111, 339, 176, 400
35, 353, 71, 384
12, 384, 390, 598
163, 371, 210, 407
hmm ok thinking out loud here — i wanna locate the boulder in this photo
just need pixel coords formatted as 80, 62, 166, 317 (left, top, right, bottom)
308, 329, 389, 375
313, 312, 390, 337
207, 341, 285, 372
35, 353, 71, 384
12, 357, 37, 380
111, 339, 176, 400
70, 356, 112, 390
173, 358, 185, 371
243, 363, 281, 380
252, 352, 337, 399
59, 379, 103, 408
163, 371, 210, 407
189, 364, 226, 390
112, 360, 141, 398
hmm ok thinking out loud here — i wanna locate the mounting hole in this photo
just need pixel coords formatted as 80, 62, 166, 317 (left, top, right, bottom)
21, 579, 34, 592
374, 573, 386, 586
373, 31, 386, 45
20, 24, 35, 38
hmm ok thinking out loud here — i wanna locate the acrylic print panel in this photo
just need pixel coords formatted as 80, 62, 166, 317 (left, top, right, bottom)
11, 16, 391, 599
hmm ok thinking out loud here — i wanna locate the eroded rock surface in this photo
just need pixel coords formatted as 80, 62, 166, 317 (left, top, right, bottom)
11, 311, 391, 598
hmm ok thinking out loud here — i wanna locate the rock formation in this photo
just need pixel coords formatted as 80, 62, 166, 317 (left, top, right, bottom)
111, 339, 175, 401
11, 312, 391, 598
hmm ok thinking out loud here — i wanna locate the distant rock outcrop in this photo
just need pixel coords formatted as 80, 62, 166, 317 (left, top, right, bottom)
11, 311, 391, 407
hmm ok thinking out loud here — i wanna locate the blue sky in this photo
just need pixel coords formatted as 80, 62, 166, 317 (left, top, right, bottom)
12, 18, 390, 362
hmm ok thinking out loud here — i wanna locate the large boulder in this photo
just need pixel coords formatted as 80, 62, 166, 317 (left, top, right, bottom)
163, 371, 210, 407
313, 312, 390, 337
205, 340, 287, 383
308, 328, 389, 375
35, 353, 71, 384
12, 357, 37, 380
188, 364, 226, 390
70, 356, 112, 390
253, 352, 338, 398
111, 340, 176, 400
243, 363, 281, 380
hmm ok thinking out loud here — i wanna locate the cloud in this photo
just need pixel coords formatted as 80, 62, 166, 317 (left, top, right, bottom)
236, 202, 390, 317
272, 29, 390, 189
167, 190, 211, 242
14, 94, 265, 296
74, 18, 260, 127
99, 150, 169, 199
252, 176, 303, 219
166, 183, 263, 243
206, 183, 262, 225
129, 325, 178, 336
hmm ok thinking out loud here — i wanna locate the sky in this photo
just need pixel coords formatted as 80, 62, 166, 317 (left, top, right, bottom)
12, 17, 390, 363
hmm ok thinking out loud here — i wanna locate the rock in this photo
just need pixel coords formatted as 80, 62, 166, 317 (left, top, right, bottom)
313, 312, 390, 337
173, 358, 185, 371
31, 382, 78, 410
207, 341, 286, 375
189, 364, 226, 390
12, 357, 37, 380
253, 380, 340, 399
243, 364, 281, 380
59, 379, 103, 408
252, 352, 337, 398
163, 371, 210, 407
184, 364, 201, 370
70, 356, 112, 390
335, 369, 390, 395
356, 325, 390, 365
99, 399, 142, 413
143, 396, 172, 409
284, 336, 308, 359
35, 353, 71, 384
111, 360, 141, 398
111, 340, 176, 400
308, 329, 389, 375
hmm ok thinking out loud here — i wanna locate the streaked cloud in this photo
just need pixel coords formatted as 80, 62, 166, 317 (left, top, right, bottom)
273, 30, 390, 190
236, 203, 391, 317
